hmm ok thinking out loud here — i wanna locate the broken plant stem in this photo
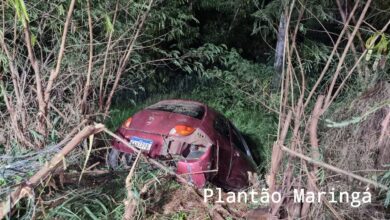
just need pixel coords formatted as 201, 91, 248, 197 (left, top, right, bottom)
78, 133, 95, 183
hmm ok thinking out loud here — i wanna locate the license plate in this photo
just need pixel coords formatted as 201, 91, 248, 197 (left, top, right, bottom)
129, 137, 153, 151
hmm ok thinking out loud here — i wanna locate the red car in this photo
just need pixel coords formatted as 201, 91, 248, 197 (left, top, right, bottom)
108, 99, 258, 190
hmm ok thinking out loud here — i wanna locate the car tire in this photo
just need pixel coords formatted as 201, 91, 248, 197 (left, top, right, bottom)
107, 148, 133, 169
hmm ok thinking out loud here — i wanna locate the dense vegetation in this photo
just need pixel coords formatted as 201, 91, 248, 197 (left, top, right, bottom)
0, 0, 389, 219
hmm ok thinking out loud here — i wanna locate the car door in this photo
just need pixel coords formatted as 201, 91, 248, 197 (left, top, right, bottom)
227, 124, 256, 189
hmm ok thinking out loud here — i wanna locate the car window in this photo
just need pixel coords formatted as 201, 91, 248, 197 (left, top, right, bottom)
213, 115, 230, 138
147, 102, 205, 119
231, 128, 247, 154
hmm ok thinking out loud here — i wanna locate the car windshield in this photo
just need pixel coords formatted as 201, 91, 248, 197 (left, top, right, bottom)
147, 102, 205, 119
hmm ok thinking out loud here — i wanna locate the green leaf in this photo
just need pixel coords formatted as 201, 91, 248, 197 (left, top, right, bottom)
84, 206, 99, 220
29, 129, 44, 142
31, 33, 37, 47
9, 0, 30, 27
104, 14, 114, 35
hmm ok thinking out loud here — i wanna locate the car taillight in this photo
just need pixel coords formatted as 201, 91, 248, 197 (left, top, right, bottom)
171, 125, 195, 136
122, 117, 132, 128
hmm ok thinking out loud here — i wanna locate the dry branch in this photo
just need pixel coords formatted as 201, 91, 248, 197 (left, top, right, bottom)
253, 0, 390, 219
379, 109, 390, 146
0, 34, 21, 102
280, 145, 389, 191
81, 0, 94, 113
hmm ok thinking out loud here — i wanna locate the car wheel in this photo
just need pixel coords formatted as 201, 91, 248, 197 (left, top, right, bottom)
107, 148, 133, 169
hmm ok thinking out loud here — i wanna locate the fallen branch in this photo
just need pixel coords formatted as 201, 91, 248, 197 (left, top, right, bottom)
280, 145, 389, 191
